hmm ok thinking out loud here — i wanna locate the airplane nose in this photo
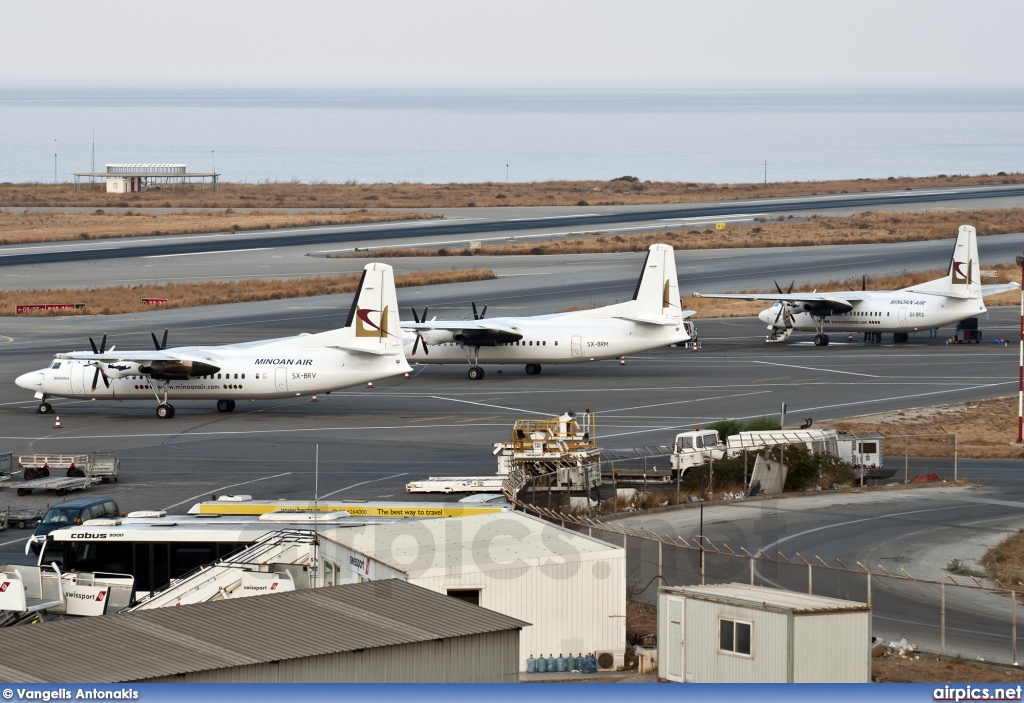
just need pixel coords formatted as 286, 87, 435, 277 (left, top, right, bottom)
15, 371, 44, 391
758, 308, 772, 324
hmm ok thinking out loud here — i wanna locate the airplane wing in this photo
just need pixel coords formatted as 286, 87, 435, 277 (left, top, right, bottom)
403, 320, 525, 343
57, 350, 221, 378
982, 282, 1020, 296
693, 292, 865, 314
615, 310, 697, 325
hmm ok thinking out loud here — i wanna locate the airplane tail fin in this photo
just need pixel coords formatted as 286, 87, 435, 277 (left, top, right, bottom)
902, 225, 981, 299
333, 262, 406, 354
622, 243, 683, 321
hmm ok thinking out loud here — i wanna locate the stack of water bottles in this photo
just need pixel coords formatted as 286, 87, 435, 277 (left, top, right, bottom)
526, 652, 598, 673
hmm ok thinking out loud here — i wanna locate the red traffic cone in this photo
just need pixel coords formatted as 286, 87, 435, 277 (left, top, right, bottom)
310, 395, 318, 403
54, 416, 61, 429
619, 357, 626, 366
367, 382, 374, 388
403, 372, 410, 379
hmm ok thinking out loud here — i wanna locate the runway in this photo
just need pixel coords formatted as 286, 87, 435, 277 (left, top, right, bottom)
2, 183, 1024, 271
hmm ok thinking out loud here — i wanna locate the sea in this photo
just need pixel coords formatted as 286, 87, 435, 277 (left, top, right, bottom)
1, 85, 1022, 185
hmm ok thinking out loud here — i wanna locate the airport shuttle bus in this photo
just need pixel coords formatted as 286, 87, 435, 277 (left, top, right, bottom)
35, 513, 383, 596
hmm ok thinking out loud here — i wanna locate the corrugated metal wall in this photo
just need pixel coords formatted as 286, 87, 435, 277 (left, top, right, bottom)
792, 611, 870, 682
410, 551, 625, 670
139, 630, 519, 683
684, 600, 789, 683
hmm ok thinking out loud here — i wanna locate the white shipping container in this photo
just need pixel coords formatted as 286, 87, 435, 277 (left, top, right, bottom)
658, 583, 870, 683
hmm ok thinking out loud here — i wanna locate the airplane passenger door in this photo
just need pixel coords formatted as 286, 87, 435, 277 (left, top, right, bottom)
898, 307, 908, 326
70, 362, 86, 395
571, 335, 583, 358
275, 366, 288, 392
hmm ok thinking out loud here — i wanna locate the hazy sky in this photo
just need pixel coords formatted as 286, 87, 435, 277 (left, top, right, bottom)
3, 0, 1022, 86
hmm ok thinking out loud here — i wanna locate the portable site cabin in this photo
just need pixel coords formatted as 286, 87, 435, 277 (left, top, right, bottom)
319, 512, 625, 672
658, 583, 870, 683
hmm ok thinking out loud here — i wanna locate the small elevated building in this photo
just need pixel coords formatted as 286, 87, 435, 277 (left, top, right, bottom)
73, 163, 218, 191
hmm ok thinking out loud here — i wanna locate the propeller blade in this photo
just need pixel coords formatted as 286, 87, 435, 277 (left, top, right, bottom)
472, 302, 480, 320
89, 337, 99, 355
774, 305, 785, 325
160, 328, 169, 349
774, 280, 783, 295
862, 274, 867, 292
412, 335, 421, 356
787, 280, 795, 294
422, 306, 428, 323
411, 307, 421, 324
421, 337, 429, 355
91, 367, 101, 391
479, 304, 487, 319
99, 333, 107, 354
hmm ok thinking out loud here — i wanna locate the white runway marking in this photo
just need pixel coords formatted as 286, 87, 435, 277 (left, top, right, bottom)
162, 471, 293, 511
320, 472, 408, 499
144, 247, 272, 259
752, 360, 880, 378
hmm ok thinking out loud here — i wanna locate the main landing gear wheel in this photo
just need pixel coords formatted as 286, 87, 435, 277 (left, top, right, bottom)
467, 366, 485, 381
156, 404, 176, 419
813, 334, 830, 347
217, 399, 236, 413
525, 364, 542, 376
37, 402, 52, 414
894, 333, 909, 343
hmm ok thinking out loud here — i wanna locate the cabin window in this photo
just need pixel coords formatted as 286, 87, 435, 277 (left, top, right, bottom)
241, 374, 245, 379
234, 374, 238, 379
543, 341, 546, 346
720, 618, 752, 656
554, 341, 558, 346
217, 374, 222, 379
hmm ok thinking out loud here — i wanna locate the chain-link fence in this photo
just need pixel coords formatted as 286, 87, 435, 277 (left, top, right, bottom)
557, 512, 1023, 666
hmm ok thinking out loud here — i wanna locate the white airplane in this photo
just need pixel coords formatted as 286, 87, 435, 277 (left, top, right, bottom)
693, 225, 1018, 346
401, 243, 696, 379
15, 262, 412, 418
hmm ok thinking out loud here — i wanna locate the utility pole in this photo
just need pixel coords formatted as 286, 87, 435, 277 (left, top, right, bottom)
54, 139, 57, 184
763, 160, 767, 185
1017, 254, 1024, 442
506, 164, 509, 184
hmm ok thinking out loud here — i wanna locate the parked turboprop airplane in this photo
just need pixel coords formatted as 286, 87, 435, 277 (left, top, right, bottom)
693, 225, 1018, 346
401, 243, 695, 379
15, 263, 411, 418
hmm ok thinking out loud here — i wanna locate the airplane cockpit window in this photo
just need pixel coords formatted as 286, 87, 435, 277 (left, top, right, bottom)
50, 361, 61, 369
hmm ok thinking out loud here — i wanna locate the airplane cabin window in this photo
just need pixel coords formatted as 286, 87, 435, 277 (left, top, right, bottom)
241, 374, 245, 379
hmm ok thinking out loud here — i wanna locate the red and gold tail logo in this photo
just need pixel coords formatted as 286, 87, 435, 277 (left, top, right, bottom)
951, 260, 972, 285
662, 280, 671, 309
355, 306, 389, 338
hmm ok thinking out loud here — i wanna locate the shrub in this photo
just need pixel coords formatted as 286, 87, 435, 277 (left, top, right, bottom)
611, 175, 639, 183
578, 200, 589, 206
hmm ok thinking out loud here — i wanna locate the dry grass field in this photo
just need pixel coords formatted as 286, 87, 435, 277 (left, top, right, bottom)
2, 173, 1021, 209
351, 208, 1024, 257
2, 268, 496, 317
826, 396, 1024, 460
0, 209, 436, 246
980, 529, 1024, 588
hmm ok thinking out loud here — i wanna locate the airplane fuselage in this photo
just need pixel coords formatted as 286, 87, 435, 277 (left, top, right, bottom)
403, 315, 692, 365
761, 292, 987, 334
18, 347, 407, 403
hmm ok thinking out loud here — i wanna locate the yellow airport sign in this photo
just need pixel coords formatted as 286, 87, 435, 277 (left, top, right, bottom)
715, 222, 726, 230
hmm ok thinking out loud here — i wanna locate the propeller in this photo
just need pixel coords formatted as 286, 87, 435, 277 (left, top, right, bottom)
152, 328, 169, 350
410, 307, 430, 356
472, 301, 487, 320
769, 281, 796, 328
87, 333, 110, 391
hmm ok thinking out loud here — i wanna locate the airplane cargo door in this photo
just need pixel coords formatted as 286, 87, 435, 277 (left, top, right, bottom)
275, 366, 288, 392
666, 597, 684, 681
70, 362, 86, 395
898, 307, 908, 326
571, 335, 583, 358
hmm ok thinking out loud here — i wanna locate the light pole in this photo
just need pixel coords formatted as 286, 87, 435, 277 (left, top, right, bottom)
1016, 254, 1024, 443
54, 139, 57, 184
506, 164, 509, 184
211, 150, 215, 174
763, 160, 767, 186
